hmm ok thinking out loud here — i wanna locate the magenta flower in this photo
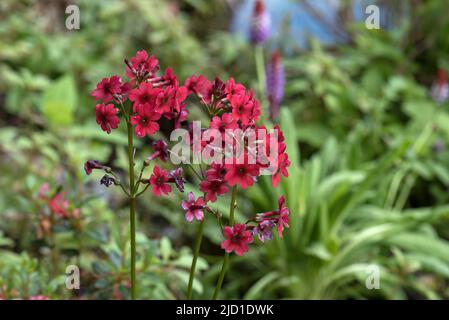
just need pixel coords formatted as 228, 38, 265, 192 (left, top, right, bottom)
131, 104, 161, 137
200, 178, 229, 203
224, 159, 260, 189
221, 224, 254, 256
95, 103, 120, 134
182, 192, 206, 222
149, 165, 172, 197
91, 76, 128, 102
126, 50, 159, 80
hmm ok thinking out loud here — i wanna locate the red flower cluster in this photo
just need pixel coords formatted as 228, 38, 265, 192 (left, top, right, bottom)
91, 51, 188, 136
89, 50, 292, 256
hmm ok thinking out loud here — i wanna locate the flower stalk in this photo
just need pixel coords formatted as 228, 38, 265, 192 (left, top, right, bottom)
126, 116, 138, 300
187, 218, 205, 299
212, 186, 237, 300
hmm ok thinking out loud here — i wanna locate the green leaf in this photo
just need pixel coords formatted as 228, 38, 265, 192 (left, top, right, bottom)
160, 237, 172, 262
41, 75, 77, 126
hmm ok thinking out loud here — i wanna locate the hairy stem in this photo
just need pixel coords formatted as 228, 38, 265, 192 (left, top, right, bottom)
212, 186, 237, 300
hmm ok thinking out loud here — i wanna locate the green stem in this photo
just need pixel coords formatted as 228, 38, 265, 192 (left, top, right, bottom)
212, 186, 237, 300
127, 120, 137, 300
187, 218, 205, 299
255, 45, 266, 95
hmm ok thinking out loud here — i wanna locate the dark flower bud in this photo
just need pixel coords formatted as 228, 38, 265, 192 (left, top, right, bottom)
100, 175, 115, 187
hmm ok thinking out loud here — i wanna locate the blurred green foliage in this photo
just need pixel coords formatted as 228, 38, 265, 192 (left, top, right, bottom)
1, 0, 449, 300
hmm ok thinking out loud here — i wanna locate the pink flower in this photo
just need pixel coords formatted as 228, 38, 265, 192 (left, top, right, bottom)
200, 178, 229, 203
225, 160, 260, 189
95, 103, 120, 134
149, 165, 171, 196
221, 224, 253, 256
181, 192, 206, 222
131, 104, 161, 137
91, 76, 128, 102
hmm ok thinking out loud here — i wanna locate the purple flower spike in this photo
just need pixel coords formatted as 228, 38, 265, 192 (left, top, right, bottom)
250, 0, 271, 45
266, 50, 285, 120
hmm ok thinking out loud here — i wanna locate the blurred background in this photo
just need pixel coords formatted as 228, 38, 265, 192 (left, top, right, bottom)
1, 0, 449, 300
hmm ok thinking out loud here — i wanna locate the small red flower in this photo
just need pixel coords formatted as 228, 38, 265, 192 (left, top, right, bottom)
126, 50, 159, 79
129, 82, 160, 111
131, 104, 161, 137
184, 74, 212, 103
224, 159, 260, 189
221, 224, 253, 256
91, 76, 128, 102
225, 78, 246, 101
95, 103, 120, 134
149, 165, 172, 197
163, 67, 178, 86
181, 192, 206, 222
200, 178, 229, 202
206, 163, 227, 180
210, 113, 239, 137
229, 93, 260, 126
155, 85, 187, 114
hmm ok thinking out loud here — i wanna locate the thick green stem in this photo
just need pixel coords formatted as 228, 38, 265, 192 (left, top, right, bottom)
212, 186, 237, 300
187, 218, 205, 299
127, 120, 137, 300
